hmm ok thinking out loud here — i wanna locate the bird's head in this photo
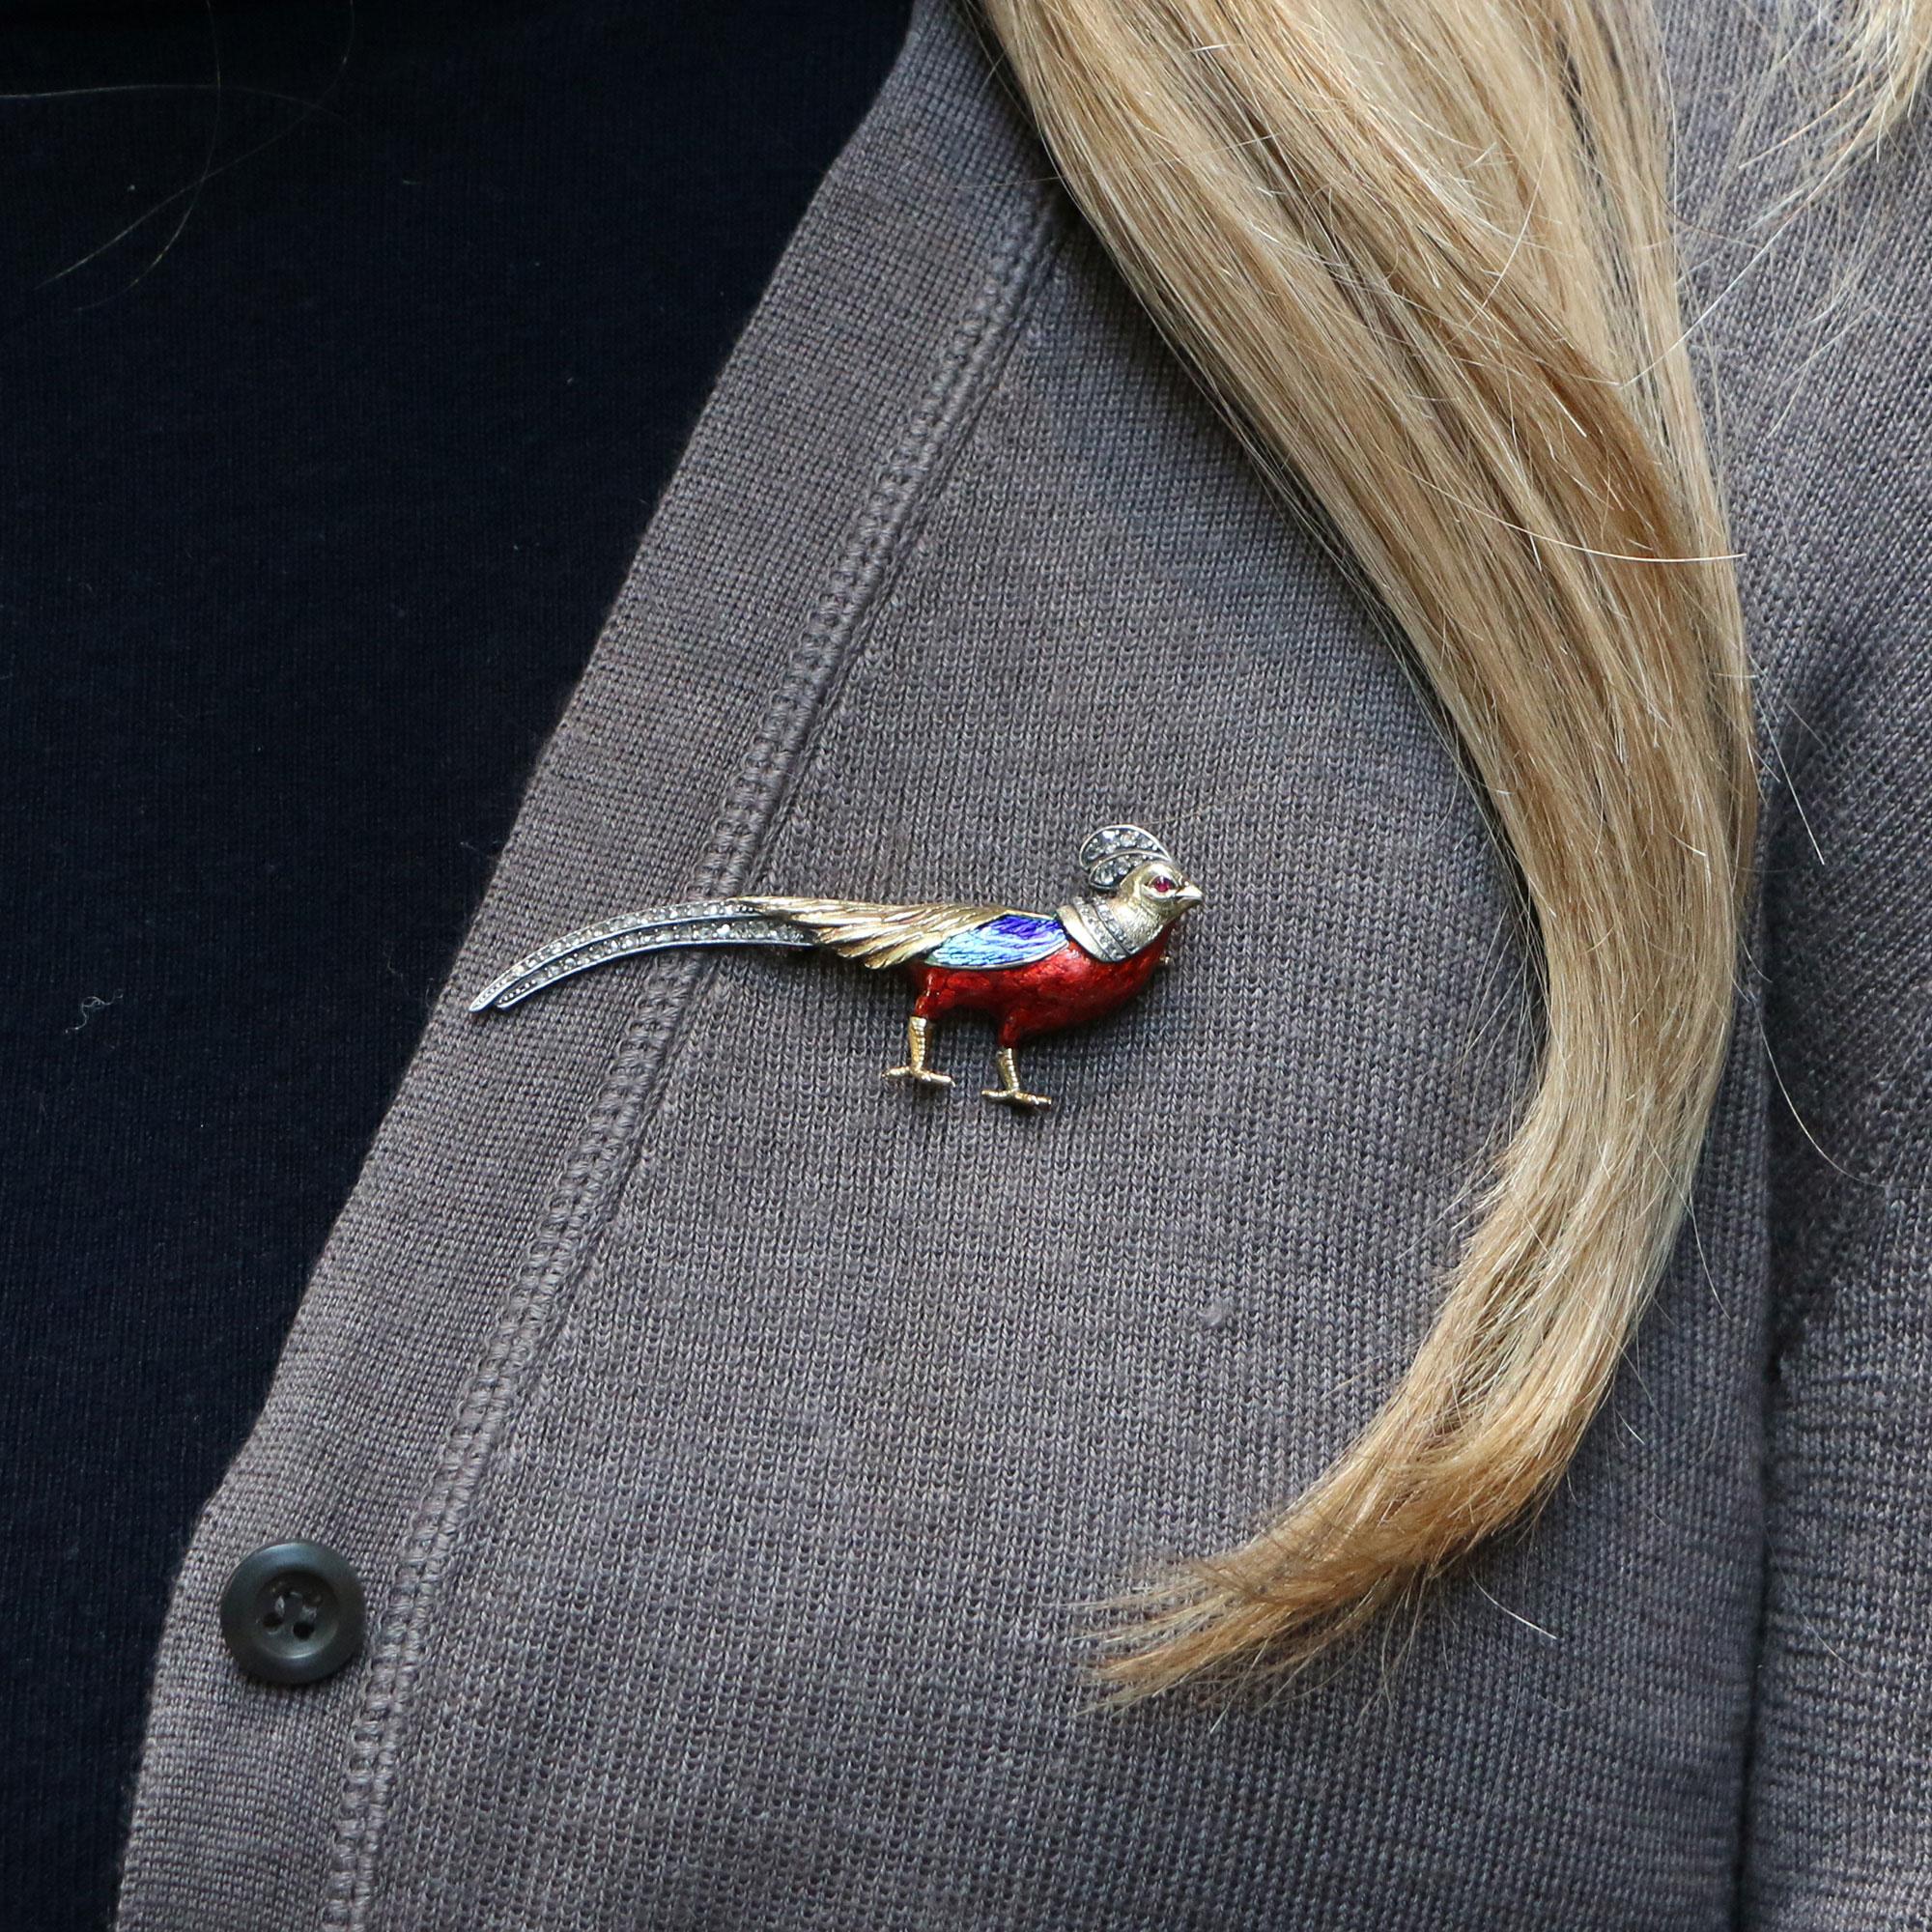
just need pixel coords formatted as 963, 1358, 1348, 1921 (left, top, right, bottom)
1077, 823, 1203, 926
1115, 855, 1205, 926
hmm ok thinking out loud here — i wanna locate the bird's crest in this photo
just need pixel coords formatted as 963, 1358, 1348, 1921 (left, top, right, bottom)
1079, 824, 1174, 892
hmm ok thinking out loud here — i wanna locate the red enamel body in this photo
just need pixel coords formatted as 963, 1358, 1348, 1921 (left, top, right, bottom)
905, 931, 1169, 1047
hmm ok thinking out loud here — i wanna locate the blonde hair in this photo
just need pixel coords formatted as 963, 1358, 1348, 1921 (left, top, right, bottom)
1844, 0, 1932, 150
981, 0, 1924, 1699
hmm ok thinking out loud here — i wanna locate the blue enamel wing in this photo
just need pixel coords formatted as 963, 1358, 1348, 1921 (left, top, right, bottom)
922, 911, 1067, 970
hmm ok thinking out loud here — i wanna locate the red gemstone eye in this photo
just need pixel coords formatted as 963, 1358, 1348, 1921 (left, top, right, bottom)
1151, 874, 1175, 894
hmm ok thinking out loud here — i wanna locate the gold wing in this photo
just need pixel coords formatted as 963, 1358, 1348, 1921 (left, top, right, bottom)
748, 897, 1012, 970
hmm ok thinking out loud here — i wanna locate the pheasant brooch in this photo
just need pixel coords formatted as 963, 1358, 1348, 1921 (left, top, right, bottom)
470, 824, 1203, 1110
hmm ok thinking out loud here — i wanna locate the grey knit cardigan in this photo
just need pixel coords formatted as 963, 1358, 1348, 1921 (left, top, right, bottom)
114, 3, 1932, 1925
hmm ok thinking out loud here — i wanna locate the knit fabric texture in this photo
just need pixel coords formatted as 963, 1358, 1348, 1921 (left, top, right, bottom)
114, 3, 1932, 1925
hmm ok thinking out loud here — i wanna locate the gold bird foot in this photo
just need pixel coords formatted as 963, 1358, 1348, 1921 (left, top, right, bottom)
884, 1015, 952, 1090
885, 1065, 953, 1089
980, 1048, 1052, 1111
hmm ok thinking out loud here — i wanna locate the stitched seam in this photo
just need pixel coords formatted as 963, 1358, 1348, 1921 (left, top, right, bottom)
320, 190, 1059, 1930
1737, 1077, 1932, 1921
1760, 638, 1932, 1350
1769, 1003, 1932, 1356
729, 235, 1066, 898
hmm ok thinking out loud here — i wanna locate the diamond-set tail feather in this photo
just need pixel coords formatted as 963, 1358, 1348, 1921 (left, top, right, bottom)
469, 825, 1203, 1110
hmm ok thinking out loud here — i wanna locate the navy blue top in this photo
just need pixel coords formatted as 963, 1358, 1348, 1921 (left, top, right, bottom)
1, 7, 908, 1923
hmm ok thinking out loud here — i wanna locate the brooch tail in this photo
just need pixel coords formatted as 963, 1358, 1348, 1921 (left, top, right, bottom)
469, 901, 815, 1012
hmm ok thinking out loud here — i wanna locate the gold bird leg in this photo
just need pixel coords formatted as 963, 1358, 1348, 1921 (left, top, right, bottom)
884, 1014, 952, 1089
980, 1047, 1052, 1111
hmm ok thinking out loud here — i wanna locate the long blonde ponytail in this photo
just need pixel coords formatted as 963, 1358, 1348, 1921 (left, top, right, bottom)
981, 0, 1922, 1698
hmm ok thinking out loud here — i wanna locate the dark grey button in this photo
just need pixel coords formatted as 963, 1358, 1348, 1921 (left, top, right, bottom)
218, 1541, 365, 1686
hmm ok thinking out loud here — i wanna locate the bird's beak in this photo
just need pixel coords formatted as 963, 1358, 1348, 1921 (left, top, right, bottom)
1178, 881, 1204, 911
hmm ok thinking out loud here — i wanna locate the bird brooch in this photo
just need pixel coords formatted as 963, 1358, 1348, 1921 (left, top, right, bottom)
470, 823, 1203, 1111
